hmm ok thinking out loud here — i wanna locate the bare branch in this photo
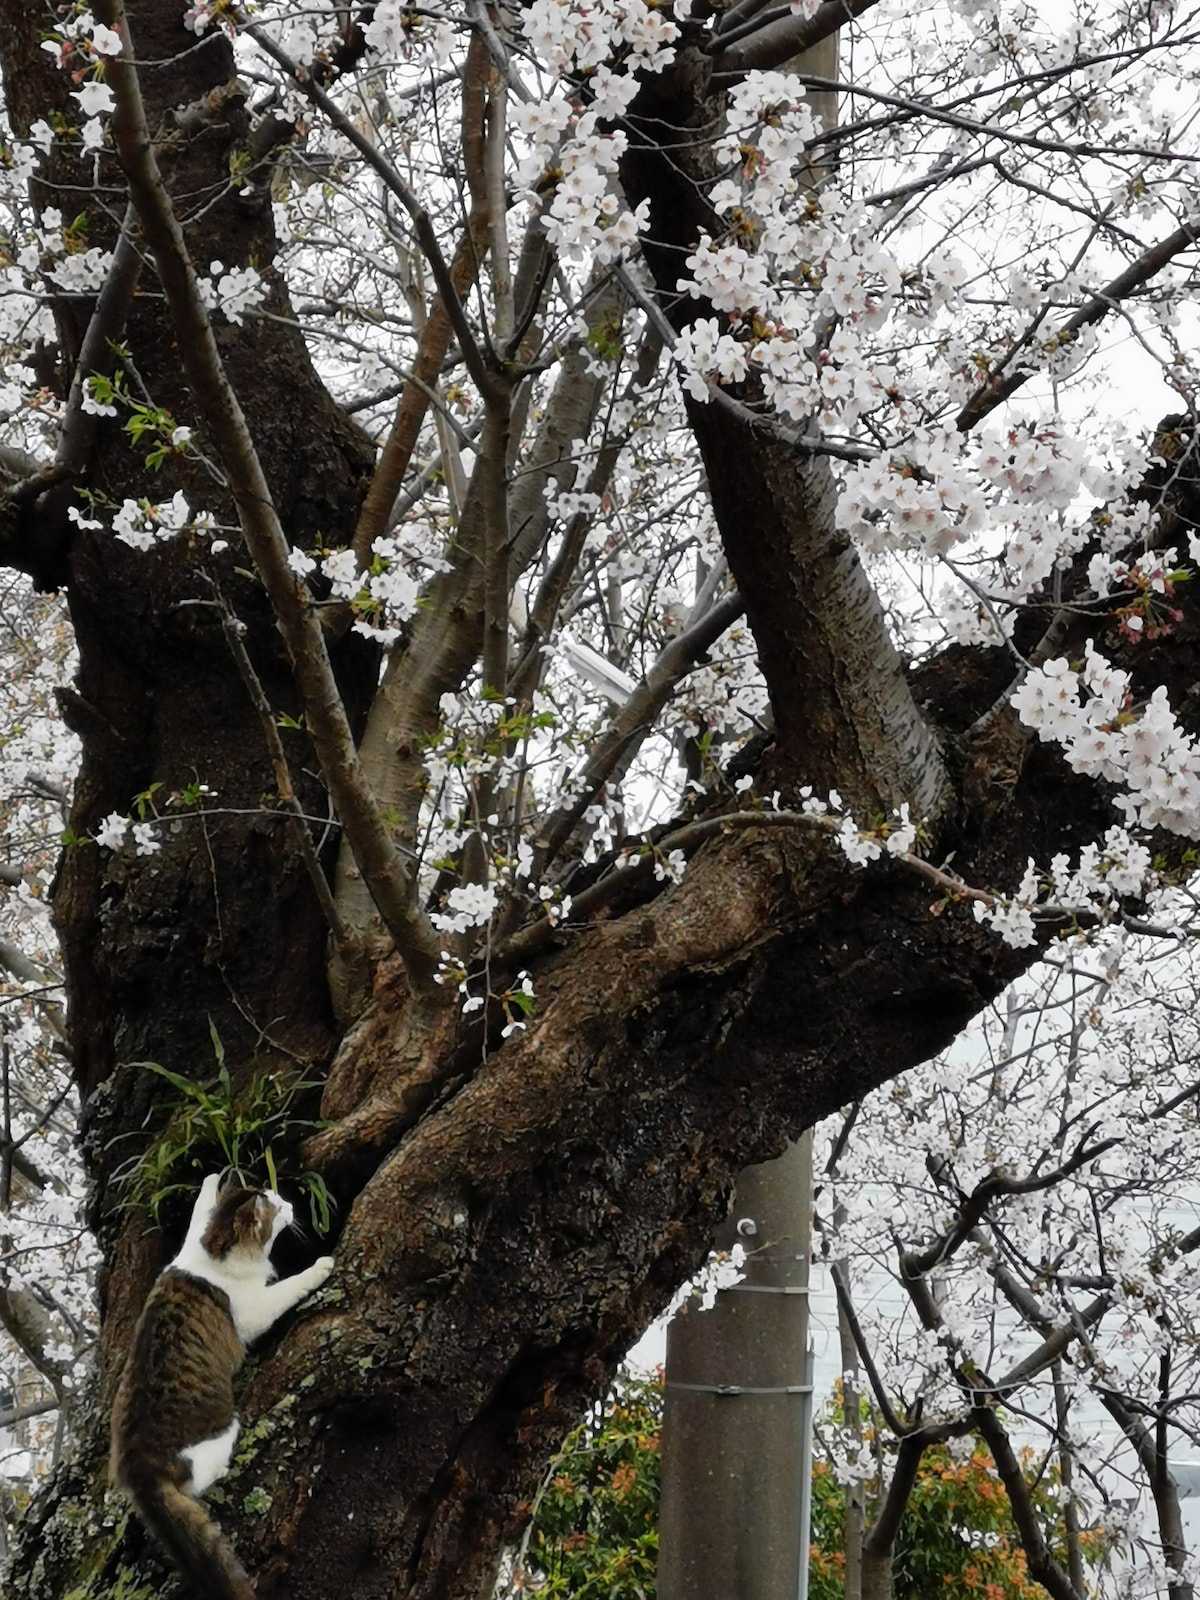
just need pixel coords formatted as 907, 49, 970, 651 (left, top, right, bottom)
533, 590, 746, 871
828, 1258, 911, 1438
465, 0, 534, 102
956, 213, 1200, 431
56, 203, 143, 476
242, 16, 495, 401
350, 36, 491, 565
710, 0, 880, 75
212, 594, 347, 948
971, 1405, 1085, 1600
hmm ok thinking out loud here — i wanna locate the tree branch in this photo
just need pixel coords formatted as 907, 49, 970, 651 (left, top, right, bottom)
621, 82, 950, 813
710, 0, 880, 76
532, 590, 746, 871
0, 1285, 67, 1392
956, 212, 1200, 432
55, 202, 142, 477
212, 593, 347, 948
0, 940, 66, 1044
243, 17, 494, 401
0, 1397, 59, 1431
971, 1404, 1085, 1600
828, 1257, 911, 1438
1095, 1383, 1194, 1599
350, 36, 491, 565
899, 1134, 1120, 1278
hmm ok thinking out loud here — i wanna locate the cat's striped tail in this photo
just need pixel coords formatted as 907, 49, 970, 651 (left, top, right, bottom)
127, 1471, 256, 1600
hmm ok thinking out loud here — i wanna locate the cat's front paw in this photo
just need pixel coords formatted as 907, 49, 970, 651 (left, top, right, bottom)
308, 1256, 335, 1289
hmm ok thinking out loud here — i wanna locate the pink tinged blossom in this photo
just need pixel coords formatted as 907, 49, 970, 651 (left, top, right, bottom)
88, 23, 123, 55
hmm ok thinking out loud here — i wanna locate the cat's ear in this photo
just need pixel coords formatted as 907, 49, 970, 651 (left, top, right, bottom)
252, 1193, 278, 1240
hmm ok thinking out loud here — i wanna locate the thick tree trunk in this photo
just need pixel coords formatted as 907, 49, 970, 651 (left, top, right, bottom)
0, 795, 1127, 1600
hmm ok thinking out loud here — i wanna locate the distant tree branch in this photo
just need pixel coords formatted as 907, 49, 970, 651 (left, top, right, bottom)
709, 0, 879, 75
828, 1258, 911, 1438
242, 16, 494, 400
986, 1267, 1110, 1393
0, 1396, 59, 1431
899, 1134, 1121, 1278
956, 213, 1200, 430
752, 71, 1200, 166
350, 35, 491, 565
0, 940, 66, 1044
971, 1404, 1085, 1600
532, 590, 746, 871
0, 1286, 67, 1393
1094, 1382, 1194, 1599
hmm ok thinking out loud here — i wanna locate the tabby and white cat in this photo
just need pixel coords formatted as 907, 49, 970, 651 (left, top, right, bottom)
110, 1173, 334, 1600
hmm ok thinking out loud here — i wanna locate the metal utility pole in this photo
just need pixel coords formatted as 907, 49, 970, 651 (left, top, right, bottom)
658, 1135, 815, 1600
658, 33, 835, 1598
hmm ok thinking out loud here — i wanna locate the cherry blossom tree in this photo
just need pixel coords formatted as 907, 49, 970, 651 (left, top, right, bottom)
816, 942, 1200, 1600
0, 579, 94, 1537
1, 0, 1200, 1596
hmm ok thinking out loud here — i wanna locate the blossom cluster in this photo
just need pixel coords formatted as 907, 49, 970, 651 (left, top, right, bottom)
433, 950, 536, 1038
970, 825, 1157, 949
68, 490, 215, 553
1012, 640, 1200, 836
289, 522, 451, 643
34, 11, 121, 154
92, 812, 162, 856
431, 881, 498, 935
524, 0, 679, 76
542, 129, 651, 265
196, 262, 267, 326
509, 1, 673, 263
834, 801, 919, 867
362, 0, 456, 61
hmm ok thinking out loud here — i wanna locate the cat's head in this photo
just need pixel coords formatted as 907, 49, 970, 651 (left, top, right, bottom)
200, 1180, 294, 1262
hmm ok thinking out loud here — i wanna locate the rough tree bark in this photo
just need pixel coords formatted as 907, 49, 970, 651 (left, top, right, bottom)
1, 5, 1197, 1600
